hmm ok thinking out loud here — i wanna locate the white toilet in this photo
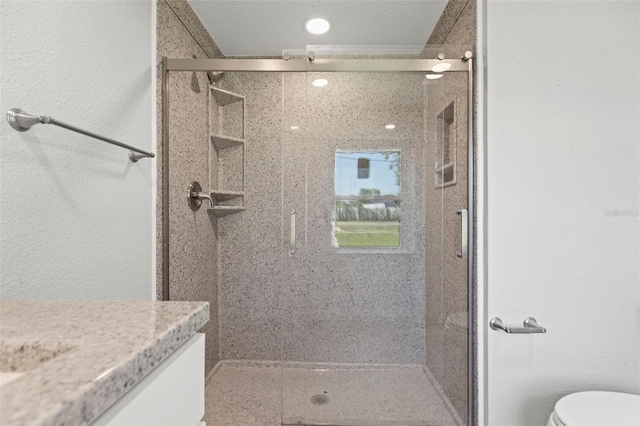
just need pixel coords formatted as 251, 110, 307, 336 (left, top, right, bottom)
547, 391, 640, 426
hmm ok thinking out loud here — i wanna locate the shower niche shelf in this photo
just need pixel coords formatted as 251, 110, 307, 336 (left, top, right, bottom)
435, 100, 457, 189
435, 162, 455, 188
209, 86, 246, 217
211, 87, 244, 106
211, 134, 244, 150
209, 206, 246, 217
210, 190, 244, 202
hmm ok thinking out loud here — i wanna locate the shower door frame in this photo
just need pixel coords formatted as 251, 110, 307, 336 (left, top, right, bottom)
161, 56, 475, 425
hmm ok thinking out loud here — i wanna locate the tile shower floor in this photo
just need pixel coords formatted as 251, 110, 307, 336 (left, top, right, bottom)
204, 362, 458, 426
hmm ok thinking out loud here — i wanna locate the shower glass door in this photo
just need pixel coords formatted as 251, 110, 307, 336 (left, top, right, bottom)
424, 56, 472, 425
279, 51, 469, 425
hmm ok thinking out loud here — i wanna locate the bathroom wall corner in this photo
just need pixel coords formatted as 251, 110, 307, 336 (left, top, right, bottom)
156, 0, 224, 376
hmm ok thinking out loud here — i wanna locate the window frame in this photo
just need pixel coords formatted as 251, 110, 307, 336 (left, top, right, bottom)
332, 149, 403, 250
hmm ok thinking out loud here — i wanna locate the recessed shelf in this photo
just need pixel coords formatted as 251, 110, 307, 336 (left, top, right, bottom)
208, 206, 246, 217
210, 87, 244, 106
435, 162, 454, 173
435, 100, 457, 189
210, 190, 244, 202
210, 84, 246, 217
435, 161, 456, 189
211, 134, 244, 150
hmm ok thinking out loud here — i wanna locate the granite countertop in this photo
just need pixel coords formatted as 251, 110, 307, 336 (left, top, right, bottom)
0, 301, 209, 426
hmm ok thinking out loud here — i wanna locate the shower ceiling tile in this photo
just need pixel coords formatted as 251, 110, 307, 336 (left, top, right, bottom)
188, 1, 448, 56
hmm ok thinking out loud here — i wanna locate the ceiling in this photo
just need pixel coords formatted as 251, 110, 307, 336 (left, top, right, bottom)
188, 1, 448, 57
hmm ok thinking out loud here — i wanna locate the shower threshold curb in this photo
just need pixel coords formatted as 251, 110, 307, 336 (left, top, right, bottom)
212, 359, 426, 371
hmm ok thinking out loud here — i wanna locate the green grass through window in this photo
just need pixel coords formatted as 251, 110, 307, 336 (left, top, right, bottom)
335, 221, 400, 248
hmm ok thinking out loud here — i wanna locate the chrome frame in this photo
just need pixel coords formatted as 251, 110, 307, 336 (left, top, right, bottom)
162, 57, 170, 301
466, 56, 475, 426
165, 58, 470, 73
161, 55, 475, 425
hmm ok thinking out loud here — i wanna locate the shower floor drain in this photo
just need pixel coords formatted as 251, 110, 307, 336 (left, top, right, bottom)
310, 394, 330, 406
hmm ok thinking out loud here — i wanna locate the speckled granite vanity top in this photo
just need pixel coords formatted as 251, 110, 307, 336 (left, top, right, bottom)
0, 301, 209, 426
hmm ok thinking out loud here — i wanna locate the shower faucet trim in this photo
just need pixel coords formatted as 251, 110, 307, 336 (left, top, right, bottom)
187, 181, 213, 210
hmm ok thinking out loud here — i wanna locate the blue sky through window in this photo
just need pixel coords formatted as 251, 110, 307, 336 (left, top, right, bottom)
335, 151, 400, 196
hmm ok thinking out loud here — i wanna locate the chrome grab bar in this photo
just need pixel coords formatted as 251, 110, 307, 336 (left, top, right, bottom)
6, 108, 155, 162
456, 209, 468, 259
490, 317, 547, 334
289, 210, 296, 256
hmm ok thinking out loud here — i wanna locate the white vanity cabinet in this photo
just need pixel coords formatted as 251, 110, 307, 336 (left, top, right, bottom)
91, 333, 205, 426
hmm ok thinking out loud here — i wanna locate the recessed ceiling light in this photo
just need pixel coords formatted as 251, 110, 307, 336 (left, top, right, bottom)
385, 124, 396, 130
305, 18, 331, 35
432, 62, 452, 73
290, 126, 299, 130
426, 74, 444, 80
312, 78, 329, 87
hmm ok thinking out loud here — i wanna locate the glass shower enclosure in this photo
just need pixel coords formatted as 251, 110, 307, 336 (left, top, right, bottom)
162, 48, 473, 425
279, 51, 471, 425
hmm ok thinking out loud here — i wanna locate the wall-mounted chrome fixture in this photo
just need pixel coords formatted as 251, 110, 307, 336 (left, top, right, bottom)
289, 210, 296, 257
461, 51, 473, 62
456, 209, 468, 259
490, 317, 547, 334
187, 181, 213, 211
6, 108, 154, 162
208, 71, 226, 86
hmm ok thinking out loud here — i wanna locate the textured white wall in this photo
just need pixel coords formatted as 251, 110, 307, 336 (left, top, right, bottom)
0, 1, 155, 300
484, 1, 639, 425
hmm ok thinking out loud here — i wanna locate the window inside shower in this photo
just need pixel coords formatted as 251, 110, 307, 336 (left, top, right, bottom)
333, 150, 401, 248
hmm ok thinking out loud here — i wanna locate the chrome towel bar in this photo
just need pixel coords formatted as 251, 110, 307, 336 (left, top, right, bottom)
6, 108, 155, 163
490, 317, 547, 334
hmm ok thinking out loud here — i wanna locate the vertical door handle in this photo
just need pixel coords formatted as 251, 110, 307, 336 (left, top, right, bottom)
456, 209, 468, 259
289, 210, 296, 256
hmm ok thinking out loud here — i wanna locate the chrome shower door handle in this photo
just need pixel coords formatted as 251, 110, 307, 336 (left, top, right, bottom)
289, 210, 296, 256
456, 209, 468, 259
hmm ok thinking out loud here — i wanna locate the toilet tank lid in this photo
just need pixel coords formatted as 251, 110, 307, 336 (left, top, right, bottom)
555, 391, 640, 426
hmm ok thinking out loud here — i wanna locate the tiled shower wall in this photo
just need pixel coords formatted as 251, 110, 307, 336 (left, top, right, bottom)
423, 0, 476, 423
215, 72, 284, 360
216, 70, 427, 363
156, 0, 223, 375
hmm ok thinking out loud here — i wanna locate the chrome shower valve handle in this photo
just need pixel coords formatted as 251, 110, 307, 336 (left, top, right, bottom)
192, 192, 214, 208
187, 182, 213, 211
